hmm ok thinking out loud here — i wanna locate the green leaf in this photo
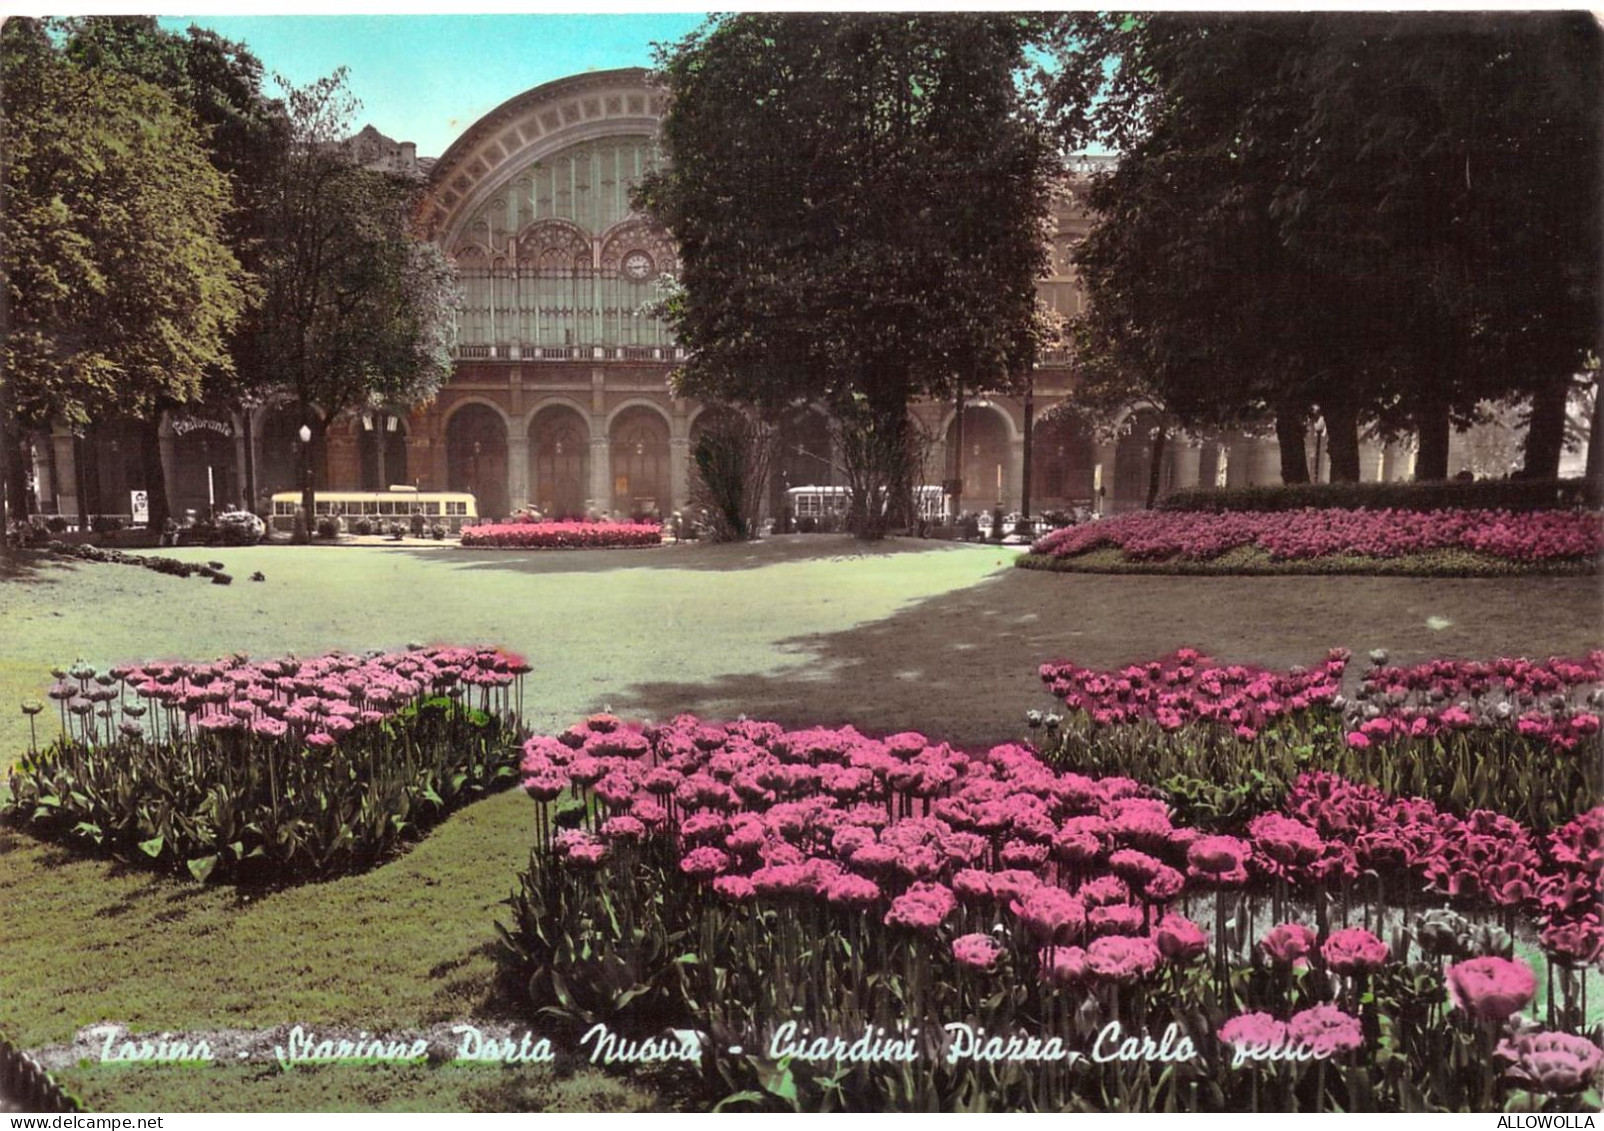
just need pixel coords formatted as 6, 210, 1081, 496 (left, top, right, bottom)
138, 835, 164, 858
186, 854, 219, 882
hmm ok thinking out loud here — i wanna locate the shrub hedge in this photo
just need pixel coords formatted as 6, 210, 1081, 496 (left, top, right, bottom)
1158, 478, 1599, 514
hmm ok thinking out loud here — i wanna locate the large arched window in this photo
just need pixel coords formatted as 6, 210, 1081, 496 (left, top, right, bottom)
530, 406, 591, 519
609, 406, 669, 518
446, 404, 509, 519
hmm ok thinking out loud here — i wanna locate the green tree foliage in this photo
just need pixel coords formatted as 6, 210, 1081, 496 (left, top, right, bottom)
637, 14, 1054, 536
246, 71, 459, 532
1, 18, 249, 522
52, 16, 285, 527
1039, 13, 1602, 483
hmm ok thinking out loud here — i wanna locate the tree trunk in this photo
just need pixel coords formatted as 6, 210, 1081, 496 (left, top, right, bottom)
1, 414, 30, 526
299, 414, 325, 541
138, 414, 172, 531
1324, 400, 1363, 483
1274, 403, 1311, 484
1414, 395, 1452, 481
1020, 376, 1034, 522
1586, 378, 1602, 487
1145, 420, 1168, 510
1520, 377, 1569, 480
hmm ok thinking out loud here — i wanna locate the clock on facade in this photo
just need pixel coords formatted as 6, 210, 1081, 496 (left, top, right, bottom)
622, 250, 653, 280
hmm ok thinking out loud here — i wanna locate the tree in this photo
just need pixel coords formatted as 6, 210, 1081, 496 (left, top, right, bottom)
56, 16, 285, 528
689, 407, 775, 542
637, 14, 1054, 537
1038, 13, 1602, 484
246, 72, 459, 539
1, 17, 249, 527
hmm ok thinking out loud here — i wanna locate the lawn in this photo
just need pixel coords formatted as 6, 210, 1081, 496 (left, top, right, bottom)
0, 536, 1599, 1111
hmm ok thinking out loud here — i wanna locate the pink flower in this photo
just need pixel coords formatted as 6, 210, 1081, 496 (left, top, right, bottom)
1287, 1004, 1364, 1057
1259, 923, 1318, 967
1011, 887, 1086, 944
1187, 835, 1250, 886
680, 846, 731, 879
710, 874, 756, 902
1446, 956, 1537, 1023
1088, 903, 1145, 938
1153, 913, 1207, 962
952, 933, 1004, 972
1497, 1029, 1604, 1095
884, 881, 957, 933
1085, 935, 1162, 983
823, 873, 881, 908
1320, 927, 1389, 975
1218, 1013, 1289, 1060
1039, 945, 1090, 986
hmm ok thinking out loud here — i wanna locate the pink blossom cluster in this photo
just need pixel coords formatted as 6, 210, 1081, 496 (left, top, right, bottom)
49, 646, 528, 749
1351, 652, 1604, 753
460, 521, 661, 550
1037, 648, 1347, 738
1032, 508, 1603, 564
521, 713, 1600, 979
1282, 773, 1602, 965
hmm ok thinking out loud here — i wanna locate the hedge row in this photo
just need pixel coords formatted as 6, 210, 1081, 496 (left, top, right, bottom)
1158, 477, 1599, 514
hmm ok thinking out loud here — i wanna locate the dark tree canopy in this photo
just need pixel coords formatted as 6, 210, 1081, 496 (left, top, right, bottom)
637, 13, 1056, 534
1040, 12, 1603, 482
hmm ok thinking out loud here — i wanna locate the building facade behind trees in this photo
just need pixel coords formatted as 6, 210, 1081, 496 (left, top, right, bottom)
20, 67, 1548, 529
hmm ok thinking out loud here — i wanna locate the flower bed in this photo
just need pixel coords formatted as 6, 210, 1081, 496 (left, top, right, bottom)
4, 647, 529, 882
1033, 649, 1603, 829
501, 712, 1602, 1112
460, 520, 662, 550
1023, 508, 1602, 574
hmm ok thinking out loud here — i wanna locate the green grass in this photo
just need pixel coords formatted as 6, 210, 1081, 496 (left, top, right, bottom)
1, 535, 1600, 1111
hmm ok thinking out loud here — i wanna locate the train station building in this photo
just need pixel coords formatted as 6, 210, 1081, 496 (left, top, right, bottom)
27, 67, 1441, 528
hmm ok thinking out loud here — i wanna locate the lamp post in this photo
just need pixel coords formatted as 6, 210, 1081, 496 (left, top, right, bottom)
297, 423, 313, 543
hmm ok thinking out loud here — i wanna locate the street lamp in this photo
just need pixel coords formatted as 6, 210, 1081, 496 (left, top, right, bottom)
297, 424, 313, 543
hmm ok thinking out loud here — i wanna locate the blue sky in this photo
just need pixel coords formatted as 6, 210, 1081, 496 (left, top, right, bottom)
156, 14, 709, 157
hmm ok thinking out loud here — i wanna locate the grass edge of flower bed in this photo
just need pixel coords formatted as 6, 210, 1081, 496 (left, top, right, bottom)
1015, 545, 1600, 577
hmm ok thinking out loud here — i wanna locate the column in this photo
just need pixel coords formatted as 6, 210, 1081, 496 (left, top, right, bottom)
157, 420, 177, 515
506, 434, 530, 511
51, 428, 79, 520
1093, 440, 1117, 514
1172, 440, 1202, 490
589, 430, 611, 517
669, 436, 690, 512
1007, 437, 1025, 513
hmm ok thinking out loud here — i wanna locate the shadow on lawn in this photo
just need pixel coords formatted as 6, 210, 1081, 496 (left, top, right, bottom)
387, 534, 991, 577
0, 550, 72, 585
602, 567, 1604, 751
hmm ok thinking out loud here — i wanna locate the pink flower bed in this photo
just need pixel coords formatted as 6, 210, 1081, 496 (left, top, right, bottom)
1038, 648, 1604, 751
521, 713, 1603, 969
42, 645, 527, 747
460, 520, 662, 550
1031, 508, 1603, 563
1038, 647, 1347, 737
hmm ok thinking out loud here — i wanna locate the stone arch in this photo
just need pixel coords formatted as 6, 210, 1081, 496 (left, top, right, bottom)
358, 409, 412, 490
945, 405, 1013, 509
253, 400, 316, 502
528, 402, 593, 519
445, 401, 510, 520
604, 397, 674, 436
609, 404, 671, 518
1112, 406, 1175, 510
936, 399, 1020, 445
1031, 408, 1097, 507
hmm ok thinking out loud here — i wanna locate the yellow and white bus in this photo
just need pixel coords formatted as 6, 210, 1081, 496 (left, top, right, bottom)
269, 488, 478, 533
